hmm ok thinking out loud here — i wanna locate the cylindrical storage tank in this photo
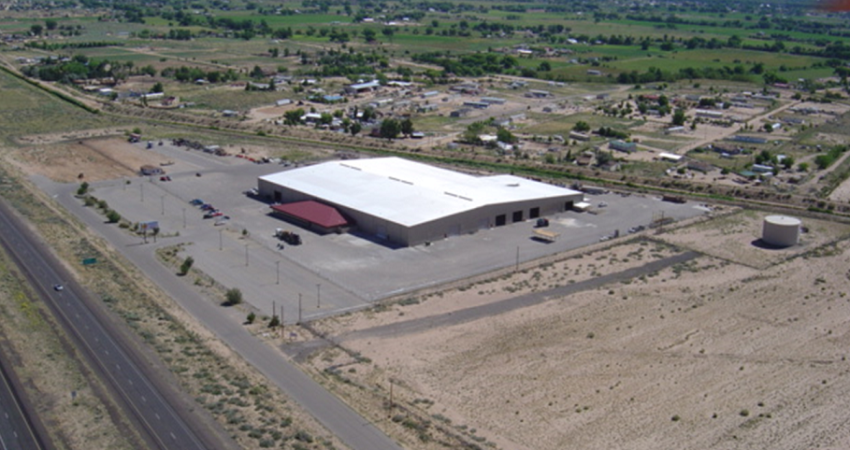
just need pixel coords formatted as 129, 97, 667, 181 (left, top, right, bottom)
762, 215, 801, 247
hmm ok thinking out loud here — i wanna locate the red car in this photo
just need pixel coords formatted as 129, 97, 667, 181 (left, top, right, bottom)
159, 175, 172, 181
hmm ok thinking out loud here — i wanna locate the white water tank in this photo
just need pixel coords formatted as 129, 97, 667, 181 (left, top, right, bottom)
762, 215, 801, 247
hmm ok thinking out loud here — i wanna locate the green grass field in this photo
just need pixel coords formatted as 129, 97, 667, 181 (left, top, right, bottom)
0, 70, 118, 146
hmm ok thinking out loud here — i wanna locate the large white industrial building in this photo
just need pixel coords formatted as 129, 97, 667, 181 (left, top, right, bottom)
258, 157, 583, 246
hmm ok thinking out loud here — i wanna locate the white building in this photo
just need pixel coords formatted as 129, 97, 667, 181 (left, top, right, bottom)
258, 157, 583, 246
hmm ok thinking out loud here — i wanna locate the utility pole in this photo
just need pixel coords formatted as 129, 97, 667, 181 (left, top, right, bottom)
515, 246, 519, 272
219, 229, 223, 250
160, 194, 165, 215
140, 182, 144, 202
182, 208, 186, 228
317, 283, 321, 308
276, 261, 280, 285
388, 378, 394, 418
245, 244, 249, 267
298, 293, 302, 324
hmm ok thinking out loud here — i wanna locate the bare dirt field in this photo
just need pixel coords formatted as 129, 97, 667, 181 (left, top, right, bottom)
303, 210, 850, 450
7, 137, 164, 183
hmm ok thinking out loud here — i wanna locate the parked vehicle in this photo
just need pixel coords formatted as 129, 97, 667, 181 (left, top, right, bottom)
275, 228, 302, 245
53, 284, 64, 291
244, 188, 259, 196
203, 210, 222, 219
535, 218, 549, 228
200, 204, 215, 211
159, 175, 172, 182
189, 199, 204, 206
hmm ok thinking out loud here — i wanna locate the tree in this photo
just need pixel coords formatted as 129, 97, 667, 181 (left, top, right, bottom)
537, 61, 552, 72
497, 127, 516, 144
573, 121, 590, 132
250, 65, 264, 79
45, 19, 58, 31
150, 82, 164, 93
350, 122, 362, 136
363, 28, 377, 43
225, 288, 243, 306
284, 108, 304, 125
671, 108, 686, 126
381, 27, 394, 42
400, 118, 414, 136
380, 119, 401, 140
30, 24, 43, 36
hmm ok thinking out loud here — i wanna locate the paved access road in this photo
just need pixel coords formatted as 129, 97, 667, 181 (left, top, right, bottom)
0, 199, 219, 450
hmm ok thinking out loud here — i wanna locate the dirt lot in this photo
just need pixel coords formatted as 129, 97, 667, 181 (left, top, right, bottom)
303, 210, 850, 450
7, 136, 164, 183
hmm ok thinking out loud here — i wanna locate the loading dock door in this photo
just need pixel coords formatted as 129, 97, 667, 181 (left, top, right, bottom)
529, 207, 540, 219
495, 214, 507, 226
274, 191, 282, 202
512, 210, 524, 223
565, 201, 574, 211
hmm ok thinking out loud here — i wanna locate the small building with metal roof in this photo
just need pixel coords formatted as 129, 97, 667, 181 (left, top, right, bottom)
258, 157, 582, 246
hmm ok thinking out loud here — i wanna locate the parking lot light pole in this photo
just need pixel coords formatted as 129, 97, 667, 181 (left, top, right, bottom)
161, 194, 166, 215
298, 293, 302, 324
182, 208, 186, 228
140, 182, 144, 202
317, 283, 321, 308
218, 229, 222, 250
276, 261, 280, 285
245, 244, 249, 267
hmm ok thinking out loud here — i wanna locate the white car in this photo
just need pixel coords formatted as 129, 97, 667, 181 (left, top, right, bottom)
53, 284, 64, 291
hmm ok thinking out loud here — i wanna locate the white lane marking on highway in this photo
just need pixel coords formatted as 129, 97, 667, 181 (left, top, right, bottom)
141, 396, 146, 403
171, 432, 177, 440
155, 413, 160, 420
115, 364, 120, 371
128, 379, 133, 385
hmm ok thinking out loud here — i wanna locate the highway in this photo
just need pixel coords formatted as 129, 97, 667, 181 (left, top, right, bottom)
0, 346, 50, 450
0, 199, 223, 450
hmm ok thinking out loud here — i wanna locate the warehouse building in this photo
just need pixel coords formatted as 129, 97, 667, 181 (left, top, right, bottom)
258, 157, 583, 247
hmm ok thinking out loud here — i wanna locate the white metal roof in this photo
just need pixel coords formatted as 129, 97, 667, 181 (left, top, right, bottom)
260, 157, 581, 227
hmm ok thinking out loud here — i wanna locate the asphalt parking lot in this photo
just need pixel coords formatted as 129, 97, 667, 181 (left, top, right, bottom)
80, 141, 706, 321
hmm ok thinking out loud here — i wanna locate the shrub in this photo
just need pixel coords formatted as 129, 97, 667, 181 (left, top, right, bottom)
246, 312, 256, 324
225, 288, 243, 306
179, 256, 194, 276
77, 182, 89, 195
106, 210, 121, 223
268, 315, 280, 328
